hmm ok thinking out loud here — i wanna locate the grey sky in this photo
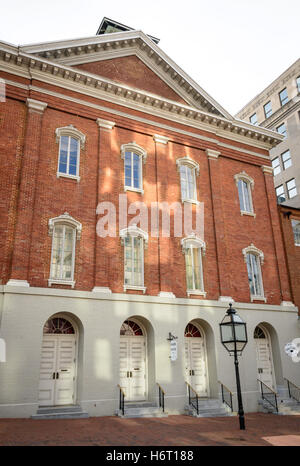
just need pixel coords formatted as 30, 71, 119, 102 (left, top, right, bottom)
1, 0, 299, 115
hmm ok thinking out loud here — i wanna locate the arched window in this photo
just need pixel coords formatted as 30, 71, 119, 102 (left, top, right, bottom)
48, 212, 82, 288
181, 234, 206, 297
185, 323, 202, 337
120, 320, 143, 336
120, 224, 148, 293
176, 156, 199, 203
242, 244, 265, 302
121, 142, 147, 193
55, 125, 86, 181
43, 317, 75, 334
234, 172, 255, 216
254, 326, 266, 339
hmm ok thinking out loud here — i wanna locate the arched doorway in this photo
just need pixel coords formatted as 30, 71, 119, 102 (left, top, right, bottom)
184, 322, 209, 396
38, 316, 78, 406
119, 319, 146, 401
254, 325, 275, 390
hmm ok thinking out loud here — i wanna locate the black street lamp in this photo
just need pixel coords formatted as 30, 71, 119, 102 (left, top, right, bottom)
219, 303, 248, 430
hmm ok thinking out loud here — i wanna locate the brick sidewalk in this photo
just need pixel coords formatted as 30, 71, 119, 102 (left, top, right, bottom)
0, 413, 300, 446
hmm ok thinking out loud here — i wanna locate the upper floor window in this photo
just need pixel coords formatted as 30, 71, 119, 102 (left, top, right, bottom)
242, 244, 265, 302
181, 234, 206, 297
176, 156, 199, 203
279, 88, 289, 106
249, 113, 258, 125
291, 219, 300, 246
276, 185, 286, 204
263, 101, 272, 119
281, 150, 292, 170
272, 157, 281, 176
48, 212, 82, 288
120, 225, 148, 293
287, 178, 297, 199
234, 172, 254, 215
297, 76, 300, 93
55, 126, 86, 181
276, 123, 287, 138
121, 142, 147, 194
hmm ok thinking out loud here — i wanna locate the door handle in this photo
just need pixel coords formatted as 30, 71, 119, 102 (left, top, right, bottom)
52, 372, 55, 379
56, 372, 59, 379
130, 371, 133, 378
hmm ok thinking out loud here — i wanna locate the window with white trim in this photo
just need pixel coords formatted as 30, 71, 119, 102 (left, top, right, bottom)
287, 178, 297, 199
276, 184, 286, 203
272, 157, 281, 176
249, 113, 258, 125
282, 150, 292, 170
276, 123, 287, 138
291, 219, 300, 246
48, 212, 82, 288
120, 225, 148, 293
176, 157, 199, 203
121, 142, 147, 193
234, 172, 254, 215
242, 245, 265, 301
55, 126, 86, 181
181, 235, 206, 297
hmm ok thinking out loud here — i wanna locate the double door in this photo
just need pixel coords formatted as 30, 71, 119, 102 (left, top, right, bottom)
38, 335, 76, 406
120, 336, 146, 401
185, 337, 208, 396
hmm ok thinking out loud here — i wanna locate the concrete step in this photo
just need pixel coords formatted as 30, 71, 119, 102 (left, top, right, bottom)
116, 402, 167, 418
32, 405, 89, 420
185, 399, 235, 418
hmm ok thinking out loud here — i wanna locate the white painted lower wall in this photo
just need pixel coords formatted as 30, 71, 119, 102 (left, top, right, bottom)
0, 285, 299, 418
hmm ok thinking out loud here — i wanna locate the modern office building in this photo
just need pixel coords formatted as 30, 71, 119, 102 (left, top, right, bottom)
236, 59, 300, 208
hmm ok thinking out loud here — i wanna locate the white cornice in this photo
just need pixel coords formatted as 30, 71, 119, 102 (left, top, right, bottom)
0, 49, 283, 150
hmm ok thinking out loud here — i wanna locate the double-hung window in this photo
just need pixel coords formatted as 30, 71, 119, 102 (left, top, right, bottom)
181, 235, 206, 297
176, 157, 199, 203
121, 142, 147, 193
272, 157, 281, 176
263, 101, 272, 119
48, 213, 82, 288
276, 185, 286, 203
279, 88, 288, 106
292, 219, 300, 246
55, 126, 86, 181
276, 123, 287, 138
287, 179, 297, 199
234, 172, 254, 215
120, 225, 148, 293
243, 245, 265, 301
249, 113, 258, 125
282, 150, 292, 170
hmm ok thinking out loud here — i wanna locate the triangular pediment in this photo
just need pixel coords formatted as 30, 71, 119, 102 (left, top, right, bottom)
20, 30, 232, 118
74, 55, 189, 105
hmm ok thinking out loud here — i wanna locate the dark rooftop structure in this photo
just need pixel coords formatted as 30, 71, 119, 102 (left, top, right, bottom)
96, 17, 160, 44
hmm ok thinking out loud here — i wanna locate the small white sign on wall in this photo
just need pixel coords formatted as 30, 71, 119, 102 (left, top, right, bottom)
170, 340, 178, 361
0, 338, 6, 362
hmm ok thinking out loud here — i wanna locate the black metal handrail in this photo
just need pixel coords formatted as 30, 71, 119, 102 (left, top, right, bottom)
157, 383, 165, 412
285, 378, 300, 403
186, 382, 200, 415
117, 384, 126, 416
218, 380, 233, 411
257, 379, 278, 412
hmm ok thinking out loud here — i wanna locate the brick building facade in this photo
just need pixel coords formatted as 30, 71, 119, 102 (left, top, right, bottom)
0, 22, 299, 418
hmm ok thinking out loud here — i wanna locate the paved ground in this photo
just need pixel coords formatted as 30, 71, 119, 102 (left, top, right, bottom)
0, 413, 300, 446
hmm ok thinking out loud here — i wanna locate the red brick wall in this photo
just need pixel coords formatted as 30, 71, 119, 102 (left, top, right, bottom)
279, 207, 300, 313
0, 74, 293, 305
75, 56, 189, 105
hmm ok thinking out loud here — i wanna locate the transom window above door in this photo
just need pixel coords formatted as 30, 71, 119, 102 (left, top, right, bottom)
176, 156, 199, 204
43, 317, 75, 334
55, 126, 86, 181
121, 142, 147, 193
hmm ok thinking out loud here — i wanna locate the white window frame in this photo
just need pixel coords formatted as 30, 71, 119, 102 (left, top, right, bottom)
291, 219, 300, 246
121, 142, 147, 194
281, 150, 292, 170
55, 126, 86, 181
176, 156, 200, 204
120, 224, 148, 293
242, 244, 265, 302
181, 234, 206, 297
286, 178, 297, 199
48, 212, 82, 288
234, 172, 255, 217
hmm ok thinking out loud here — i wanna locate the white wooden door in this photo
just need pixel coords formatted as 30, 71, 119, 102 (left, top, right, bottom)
255, 338, 274, 390
38, 335, 76, 406
185, 337, 208, 396
120, 336, 146, 401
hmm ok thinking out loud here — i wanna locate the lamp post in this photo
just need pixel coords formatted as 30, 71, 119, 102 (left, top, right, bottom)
219, 303, 248, 430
